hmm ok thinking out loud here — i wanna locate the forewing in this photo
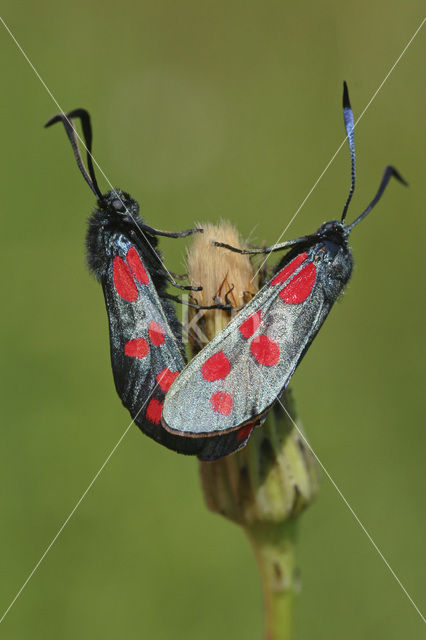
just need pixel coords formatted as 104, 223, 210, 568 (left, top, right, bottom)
162, 250, 330, 436
103, 234, 252, 459
102, 234, 196, 452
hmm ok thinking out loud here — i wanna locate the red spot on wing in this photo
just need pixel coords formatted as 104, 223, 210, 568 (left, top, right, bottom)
124, 338, 149, 358
146, 398, 163, 425
126, 246, 149, 285
237, 424, 254, 442
270, 252, 307, 286
210, 391, 233, 416
148, 321, 166, 345
201, 351, 231, 382
250, 335, 280, 366
239, 310, 262, 339
156, 368, 179, 392
279, 262, 316, 304
113, 256, 138, 302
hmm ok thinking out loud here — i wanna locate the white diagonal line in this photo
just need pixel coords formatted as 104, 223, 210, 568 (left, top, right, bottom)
0, 421, 132, 624
0, 384, 158, 625
0, 15, 183, 289
251, 16, 425, 282
274, 394, 426, 623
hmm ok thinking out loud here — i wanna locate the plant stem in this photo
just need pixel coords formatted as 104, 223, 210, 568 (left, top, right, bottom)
246, 521, 297, 640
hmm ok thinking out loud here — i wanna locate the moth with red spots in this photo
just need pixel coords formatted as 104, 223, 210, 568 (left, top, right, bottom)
45, 109, 251, 460
161, 83, 407, 441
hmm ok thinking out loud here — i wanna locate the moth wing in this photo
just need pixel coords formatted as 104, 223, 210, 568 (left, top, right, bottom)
162, 251, 329, 436
196, 424, 255, 461
102, 235, 199, 453
103, 235, 252, 459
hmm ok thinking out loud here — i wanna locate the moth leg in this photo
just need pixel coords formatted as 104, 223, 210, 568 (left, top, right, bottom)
245, 242, 265, 249
163, 293, 232, 311
212, 293, 244, 313
141, 224, 203, 239
224, 284, 235, 306
212, 234, 314, 255
128, 227, 202, 290
163, 271, 202, 292
168, 271, 189, 281
212, 295, 233, 311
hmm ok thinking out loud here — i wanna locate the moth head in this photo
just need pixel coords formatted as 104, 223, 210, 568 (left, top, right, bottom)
316, 220, 348, 244
101, 189, 140, 222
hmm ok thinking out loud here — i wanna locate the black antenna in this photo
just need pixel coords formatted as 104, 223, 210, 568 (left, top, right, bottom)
346, 166, 407, 231
45, 109, 103, 199
341, 81, 356, 223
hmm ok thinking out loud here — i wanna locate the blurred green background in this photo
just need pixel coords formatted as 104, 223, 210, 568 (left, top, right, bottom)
1, 2, 424, 638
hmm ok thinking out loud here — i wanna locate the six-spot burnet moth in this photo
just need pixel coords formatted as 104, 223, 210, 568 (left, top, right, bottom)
161, 82, 407, 440
45, 108, 251, 460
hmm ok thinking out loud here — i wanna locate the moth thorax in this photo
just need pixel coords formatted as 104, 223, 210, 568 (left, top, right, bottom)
187, 222, 258, 353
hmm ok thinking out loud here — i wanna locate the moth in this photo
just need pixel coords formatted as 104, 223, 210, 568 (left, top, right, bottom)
46, 109, 251, 460
162, 83, 406, 441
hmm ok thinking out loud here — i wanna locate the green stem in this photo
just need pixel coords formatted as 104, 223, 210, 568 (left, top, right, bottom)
246, 521, 297, 640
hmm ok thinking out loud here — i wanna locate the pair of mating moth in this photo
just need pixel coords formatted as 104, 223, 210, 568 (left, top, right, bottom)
46, 84, 405, 461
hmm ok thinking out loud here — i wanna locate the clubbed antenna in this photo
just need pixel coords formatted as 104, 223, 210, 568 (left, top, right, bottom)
45, 108, 103, 199
341, 81, 356, 223
346, 166, 408, 231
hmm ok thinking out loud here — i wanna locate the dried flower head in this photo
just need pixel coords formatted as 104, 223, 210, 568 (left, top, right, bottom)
186, 222, 258, 352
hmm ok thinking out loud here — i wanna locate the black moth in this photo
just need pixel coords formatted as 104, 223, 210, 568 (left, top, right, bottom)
161, 82, 407, 439
45, 109, 251, 460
